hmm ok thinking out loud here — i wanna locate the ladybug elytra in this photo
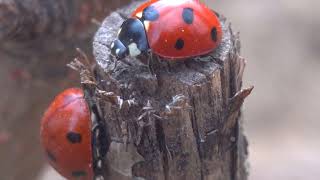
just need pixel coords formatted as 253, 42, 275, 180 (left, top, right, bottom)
40, 88, 108, 180
111, 0, 222, 60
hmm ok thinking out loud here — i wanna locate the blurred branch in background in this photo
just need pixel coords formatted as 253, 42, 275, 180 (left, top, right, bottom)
0, 0, 131, 180
0, 0, 129, 42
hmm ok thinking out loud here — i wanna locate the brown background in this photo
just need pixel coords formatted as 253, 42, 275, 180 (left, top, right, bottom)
1, 0, 319, 180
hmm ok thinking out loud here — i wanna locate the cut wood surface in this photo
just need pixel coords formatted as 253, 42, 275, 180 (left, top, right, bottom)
88, 1, 252, 180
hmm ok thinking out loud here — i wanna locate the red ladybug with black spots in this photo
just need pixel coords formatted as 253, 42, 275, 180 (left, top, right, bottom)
40, 88, 108, 180
111, 0, 222, 59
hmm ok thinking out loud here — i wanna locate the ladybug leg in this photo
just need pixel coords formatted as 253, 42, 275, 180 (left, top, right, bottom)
195, 56, 212, 62
208, 55, 224, 66
195, 55, 224, 66
165, 61, 173, 73
147, 52, 155, 75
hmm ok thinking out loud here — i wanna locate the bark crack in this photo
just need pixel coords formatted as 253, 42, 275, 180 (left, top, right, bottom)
188, 89, 204, 180
155, 119, 169, 180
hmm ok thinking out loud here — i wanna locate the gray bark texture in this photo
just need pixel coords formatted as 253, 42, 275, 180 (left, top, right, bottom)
88, 1, 252, 180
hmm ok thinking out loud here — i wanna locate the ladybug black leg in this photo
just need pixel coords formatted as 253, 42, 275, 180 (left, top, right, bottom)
165, 61, 172, 73
147, 52, 155, 75
195, 55, 223, 66
195, 56, 212, 62
208, 55, 224, 66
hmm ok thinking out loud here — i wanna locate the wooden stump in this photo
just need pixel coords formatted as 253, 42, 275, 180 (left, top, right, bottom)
88, 1, 252, 180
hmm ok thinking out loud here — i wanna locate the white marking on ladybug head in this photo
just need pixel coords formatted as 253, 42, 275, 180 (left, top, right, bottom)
136, 12, 143, 18
144, 21, 150, 31
111, 42, 115, 49
128, 43, 141, 57
115, 49, 120, 55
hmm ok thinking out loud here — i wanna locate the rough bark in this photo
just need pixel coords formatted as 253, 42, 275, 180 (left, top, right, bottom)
0, 1, 132, 180
88, 1, 252, 180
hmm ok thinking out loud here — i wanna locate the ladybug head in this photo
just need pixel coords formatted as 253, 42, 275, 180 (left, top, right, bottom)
111, 18, 149, 59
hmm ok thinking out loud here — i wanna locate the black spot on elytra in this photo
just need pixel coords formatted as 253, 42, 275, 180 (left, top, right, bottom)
72, 171, 87, 177
46, 150, 56, 162
66, 132, 82, 144
211, 27, 218, 42
182, 8, 194, 24
142, 6, 159, 21
175, 38, 185, 50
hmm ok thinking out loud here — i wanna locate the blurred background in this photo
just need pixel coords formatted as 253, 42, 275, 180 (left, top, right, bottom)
215, 0, 320, 180
1, 0, 319, 180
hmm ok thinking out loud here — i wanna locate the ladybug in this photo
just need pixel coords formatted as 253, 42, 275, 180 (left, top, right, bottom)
40, 88, 108, 180
111, 0, 222, 60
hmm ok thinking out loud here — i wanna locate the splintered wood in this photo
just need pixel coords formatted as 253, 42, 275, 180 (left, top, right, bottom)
85, 1, 252, 180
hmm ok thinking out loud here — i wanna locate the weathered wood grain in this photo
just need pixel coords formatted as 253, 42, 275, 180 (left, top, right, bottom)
90, 1, 251, 179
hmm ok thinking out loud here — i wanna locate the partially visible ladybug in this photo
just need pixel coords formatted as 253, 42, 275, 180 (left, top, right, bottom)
111, 0, 222, 60
40, 88, 108, 180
